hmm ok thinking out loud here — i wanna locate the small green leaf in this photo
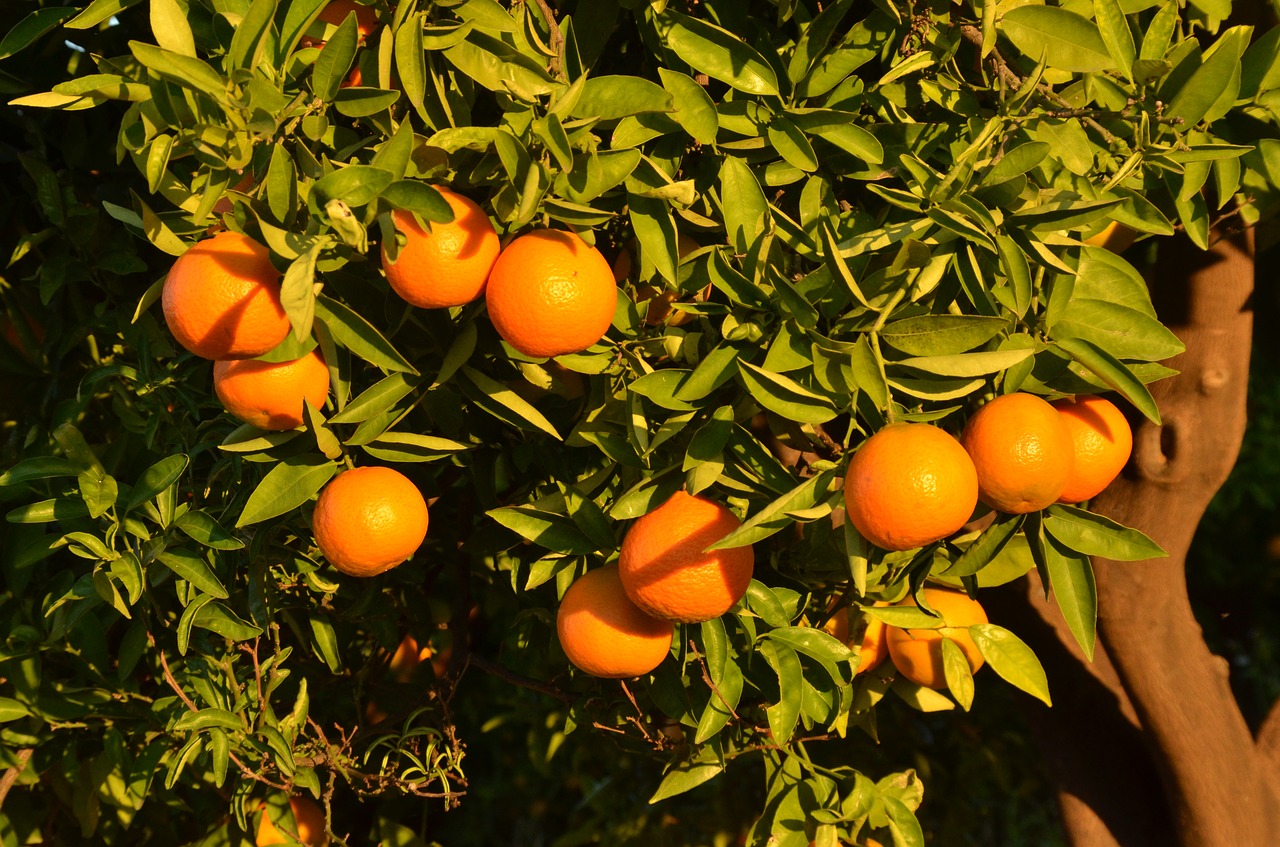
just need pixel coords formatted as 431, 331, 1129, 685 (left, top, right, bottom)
173, 707, 244, 733
999, 6, 1115, 73
315, 296, 417, 374
941, 637, 974, 711
648, 749, 725, 804
1043, 505, 1167, 560
125, 454, 188, 512
236, 456, 338, 528
0, 7, 76, 61
488, 506, 599, 555
945, 513, 1024, 577
156, 549, 229, 599
736, 361, 837, 424
971, 623, 1051, 705
1042, 531, 1097, 660
1053, 337, 1161, 425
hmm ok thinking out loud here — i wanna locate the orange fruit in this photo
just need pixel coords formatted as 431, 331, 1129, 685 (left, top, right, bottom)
557, 564, 674, 678
212, 172, 256, 217
485, 228, 617, 359
823, 605, 889, 674
255, 803, 287, 846
387, 633, 433, 683
1083, 220, 1135, 253
960, 393, 1074, 514
213, 349, 330, 431
289, 796, 328, 847
1052, 395, 1133, 504
843, 423, 979, 551
885, 587, 988, 689
313, 466, 428, 577
301, 0, 378, 46
162, 231, 289, 360
617, 491, 755, 624
1, 312, 44, 360
381, 188, 500, 308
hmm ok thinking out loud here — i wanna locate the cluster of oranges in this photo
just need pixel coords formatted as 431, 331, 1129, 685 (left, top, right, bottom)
825, 587, 989, 690
557, 491, 755, 678
844, 391, 1133, 552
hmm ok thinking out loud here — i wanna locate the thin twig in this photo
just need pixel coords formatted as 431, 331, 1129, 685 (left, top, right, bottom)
0, 749, 34, 809
619, 680, 658, 744
691, 639, 742, 725
465, 652, 574, 703
529, 0, 565, 80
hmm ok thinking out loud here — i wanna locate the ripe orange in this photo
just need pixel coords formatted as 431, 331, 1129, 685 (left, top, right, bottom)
213, 349, 330, 431
1083, 220, 1135, 253
212, 172, 256, 217
301, 0, 378, 46
255, 797, 328, 846
388, 633, 433, 683
1, 312, 44, 360
289, 796, 328, 847
557, 564, 674, 678
162, 231, 289, 360
381, 188, 500, 309
885, 587, 988, 689
823, 605, 889, 674
843, 423, 979, 551
313, 466, 428, 577
485, 228, 617, 358
961, 393, 1074, 514
617, 491, 755, 624
1053, 395, 1133, 504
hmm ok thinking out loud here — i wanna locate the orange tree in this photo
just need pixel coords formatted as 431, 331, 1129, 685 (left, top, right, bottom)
2, 0, 1280, 845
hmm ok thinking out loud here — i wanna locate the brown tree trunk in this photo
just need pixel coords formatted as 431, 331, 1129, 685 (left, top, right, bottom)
1023, 230, 1280, 846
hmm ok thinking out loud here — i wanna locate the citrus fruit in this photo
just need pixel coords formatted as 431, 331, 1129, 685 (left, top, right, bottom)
162, 230, 289, 360
1083, 220, 1136, 253
885, 587, 988, 690
1, 312, 44, 361
485, 228, 617, 358
289, 796, 328, 847
212, 349, 330, 431
823, 605, 889, 674
843, 423, 979, 551
617, 491, 755, 624
1053, 394, 1133, 504
313, 466, 428, 577
381, 188, 501, 308
961, 393, 1074, 514
388, 633, 433, 683
557, 564, 674, 678
255, 804, 287, 846
301, 0, 378, 46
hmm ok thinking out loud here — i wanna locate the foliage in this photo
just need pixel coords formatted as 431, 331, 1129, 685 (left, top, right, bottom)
3, 0, 1280, 844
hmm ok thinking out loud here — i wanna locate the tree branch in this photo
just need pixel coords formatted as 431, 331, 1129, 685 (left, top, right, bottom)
0, 748, 34, 810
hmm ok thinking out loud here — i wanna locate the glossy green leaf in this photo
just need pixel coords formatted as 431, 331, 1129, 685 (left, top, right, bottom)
235, 456, 338, 527
1042, 531, 1097, 661
1043, 505, 1167, 560
656, 10, 780, 96
999, 7, 1115, 73
156, 549, 229, 599
737, 361, 838, 424
970, 623, 1052, 705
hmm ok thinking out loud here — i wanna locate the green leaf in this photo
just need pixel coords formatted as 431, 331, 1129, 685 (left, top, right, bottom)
694, 656, 743, 744
999, 6, 1115, 73
880, 315, 1007, 357
0, 456, 80, 486
315, 296, 416, 374
1043, 505, 1167, 560
310, 614, 343, 672
6, 498, 90, 524
173, 708, 243, 733
0, 7, 76, 61
759, 641, 803, 745
173, 511, 244, 550
128, 42, 227, 104
1042, 532, 1097, 661
156, 549, 229, 599
1053, 299, 1185, 362
461, 367, 562, 439
487, 506, 599, 555
985, 141, 1050, 186
789, 110, 884, 164
656, 10, 780, 96
311, 165, 395, 209
235, 456, 338, 527
945, 513, 1024, 577
150, 0, 196, 57
658, 69, 718, 145
78, 468, 118, 519
1094, 0, 1136, 79
333, 87, 402, 118
362, 433, 470, 463
971, 623, 1052, 705
941, 637, 975, 711
883, 795, 927, 847
1053, 337, 1161, 425
1166, 28, 1248, 127
649, 750, 725, 804
125, 454, 188, 512
719, 157, 769, 255
328, 373, 422, 424
193, 601, 263, 642
744, 580, 791, 628
569, 75, 673, 120
709, 471, 834, 549
737, 361, 838, 424
894, 348, 1033, 378
227, 0, 275, 71
0, 697, 32, 722
381, 181, 453, 221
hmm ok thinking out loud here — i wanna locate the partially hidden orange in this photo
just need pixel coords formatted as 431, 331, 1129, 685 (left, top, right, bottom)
301, 0, 378, 46
617, 491, 754, 624
313, 466, 428, 577
162, 231, 289, 360
381, 187, 501, 309
823, 604, 889, 674
255, 796, 328, 846
557, 564, 674, 678
485, 228, 617, 359
961, 393, 1073, 514
1053, 395, 1133, 504
613, 233, 707, 326
843, 423, 978, 551
213, 349, 330, 431
885, 587, 988, 690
